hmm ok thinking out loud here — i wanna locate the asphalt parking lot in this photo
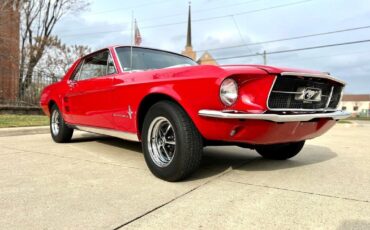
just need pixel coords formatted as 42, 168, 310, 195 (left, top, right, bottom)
0, 122, 369, 229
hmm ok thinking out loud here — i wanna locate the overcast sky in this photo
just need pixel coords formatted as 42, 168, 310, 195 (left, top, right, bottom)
53, 0, 370, 93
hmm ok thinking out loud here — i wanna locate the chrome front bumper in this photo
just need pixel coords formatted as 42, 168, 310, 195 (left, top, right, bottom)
198, 110, 351, 122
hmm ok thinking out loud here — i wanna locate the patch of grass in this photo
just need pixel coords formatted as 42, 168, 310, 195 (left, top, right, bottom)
338, 120, 352, 124
0, 114, 49, 128
345, 117, 370, 121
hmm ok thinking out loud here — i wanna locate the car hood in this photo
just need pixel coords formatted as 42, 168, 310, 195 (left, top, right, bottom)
115, 64, 329, 84
219, 64, 325, 75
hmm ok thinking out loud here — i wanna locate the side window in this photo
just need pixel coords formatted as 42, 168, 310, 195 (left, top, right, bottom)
79, 50, 109, 81
107, 54, 116, 75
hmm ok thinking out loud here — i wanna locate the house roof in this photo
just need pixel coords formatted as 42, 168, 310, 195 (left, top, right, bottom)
197, 51, 217, 63
342, 94, 370, 101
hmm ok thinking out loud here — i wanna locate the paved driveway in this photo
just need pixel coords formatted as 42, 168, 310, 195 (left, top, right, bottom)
0, 124, 369, 229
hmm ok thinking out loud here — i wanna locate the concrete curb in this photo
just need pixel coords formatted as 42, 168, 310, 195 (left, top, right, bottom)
0, 105, 43, 115
338, 121, 370, 128
0, 126, 49, 137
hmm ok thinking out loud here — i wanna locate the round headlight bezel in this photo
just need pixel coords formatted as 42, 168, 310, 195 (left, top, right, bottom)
220, 78, 238, 106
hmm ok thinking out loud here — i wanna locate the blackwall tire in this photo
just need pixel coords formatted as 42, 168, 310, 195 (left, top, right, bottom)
256, 141, 305, 160
142, 101, 203, 181
50, 105, 74, 143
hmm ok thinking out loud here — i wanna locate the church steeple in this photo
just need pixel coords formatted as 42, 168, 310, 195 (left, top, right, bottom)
181, 2, 196, 60
186, 3, 192, 47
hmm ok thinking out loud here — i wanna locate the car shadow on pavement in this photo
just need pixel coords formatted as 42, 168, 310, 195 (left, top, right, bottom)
235, 145, 337, 172
189, 145, 337, 181
97, 138, 143, 153
337, 220, 370, 230
71, 133, 143, 153
70, 134, 337, 181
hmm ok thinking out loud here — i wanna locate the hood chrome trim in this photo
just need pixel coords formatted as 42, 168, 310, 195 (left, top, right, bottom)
281, 72, 346, 85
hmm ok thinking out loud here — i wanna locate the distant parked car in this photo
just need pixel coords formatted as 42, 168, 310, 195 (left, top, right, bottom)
40, 46, 350, 181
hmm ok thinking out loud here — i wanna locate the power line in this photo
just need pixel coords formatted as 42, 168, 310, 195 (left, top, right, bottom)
211, 39, 370, 61
139, 0, 263, 23
88, 0, 171, 15
141, 0, 313, 29
52, 0, 263, 34
59, 0, 313, 37
197, 25, 370, 52
231, 15, 253, 53
270, 49, 370, 62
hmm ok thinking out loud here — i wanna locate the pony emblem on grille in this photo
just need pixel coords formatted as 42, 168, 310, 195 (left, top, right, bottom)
295, 87, 322, 102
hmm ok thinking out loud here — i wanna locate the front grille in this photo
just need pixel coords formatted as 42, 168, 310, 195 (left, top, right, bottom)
268, 75, 343, 111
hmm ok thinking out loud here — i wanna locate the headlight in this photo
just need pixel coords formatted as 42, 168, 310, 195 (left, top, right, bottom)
220, 78, 238, 106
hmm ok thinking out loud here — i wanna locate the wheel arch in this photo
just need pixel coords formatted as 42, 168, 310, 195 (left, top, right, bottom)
48, 100, 57, 112
136, 92, 194, 139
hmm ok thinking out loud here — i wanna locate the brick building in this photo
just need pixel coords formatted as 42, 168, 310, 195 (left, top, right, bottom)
0, 2, 20, 103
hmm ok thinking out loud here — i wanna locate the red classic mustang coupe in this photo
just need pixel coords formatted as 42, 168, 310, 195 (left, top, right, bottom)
40, 45, 350, 181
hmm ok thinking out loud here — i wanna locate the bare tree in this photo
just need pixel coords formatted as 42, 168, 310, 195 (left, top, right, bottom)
19, 0, 89, 96
38, 37, 91, 81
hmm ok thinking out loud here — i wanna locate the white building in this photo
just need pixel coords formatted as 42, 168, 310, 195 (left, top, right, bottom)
339, 94, 370, 117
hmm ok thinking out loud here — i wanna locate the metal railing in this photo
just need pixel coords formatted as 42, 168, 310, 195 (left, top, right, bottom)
0, 70, 61, 107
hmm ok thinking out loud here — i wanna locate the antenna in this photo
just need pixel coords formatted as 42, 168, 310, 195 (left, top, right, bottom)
130, 11, 134, 71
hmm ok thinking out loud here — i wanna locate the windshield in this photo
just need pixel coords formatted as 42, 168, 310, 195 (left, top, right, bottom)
115, 47, 198, 71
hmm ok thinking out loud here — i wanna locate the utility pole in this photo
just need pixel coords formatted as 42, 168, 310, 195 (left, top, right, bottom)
263, 50, 267, 65
256, 50, 267, 65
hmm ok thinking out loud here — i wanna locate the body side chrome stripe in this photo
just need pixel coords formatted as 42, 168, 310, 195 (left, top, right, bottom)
198, 109, 350, 122
75, 125, 139, 142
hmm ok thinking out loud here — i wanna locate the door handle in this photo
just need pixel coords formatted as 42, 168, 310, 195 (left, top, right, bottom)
68, 80, 77, 88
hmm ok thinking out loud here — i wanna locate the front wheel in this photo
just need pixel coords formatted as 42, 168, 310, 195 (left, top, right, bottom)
142, 101, 203, 181
50, 105, 74, 143
256, 141, 305, 160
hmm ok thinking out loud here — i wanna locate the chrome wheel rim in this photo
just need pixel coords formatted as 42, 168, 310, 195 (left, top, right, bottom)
51, 109, 60, 136
147, 117, 176, 167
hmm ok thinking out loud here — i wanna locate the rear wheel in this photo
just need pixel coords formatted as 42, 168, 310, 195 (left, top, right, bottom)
142, 101, 203, 181
256, 141, 305, 160
50, 105, 74, 143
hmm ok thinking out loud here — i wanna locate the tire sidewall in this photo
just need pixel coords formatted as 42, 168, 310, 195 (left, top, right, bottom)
50, 105, 73, 143
142, 101, 198, 181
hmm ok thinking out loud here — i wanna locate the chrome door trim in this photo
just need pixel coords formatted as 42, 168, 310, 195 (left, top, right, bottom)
75, 125, 139, 142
